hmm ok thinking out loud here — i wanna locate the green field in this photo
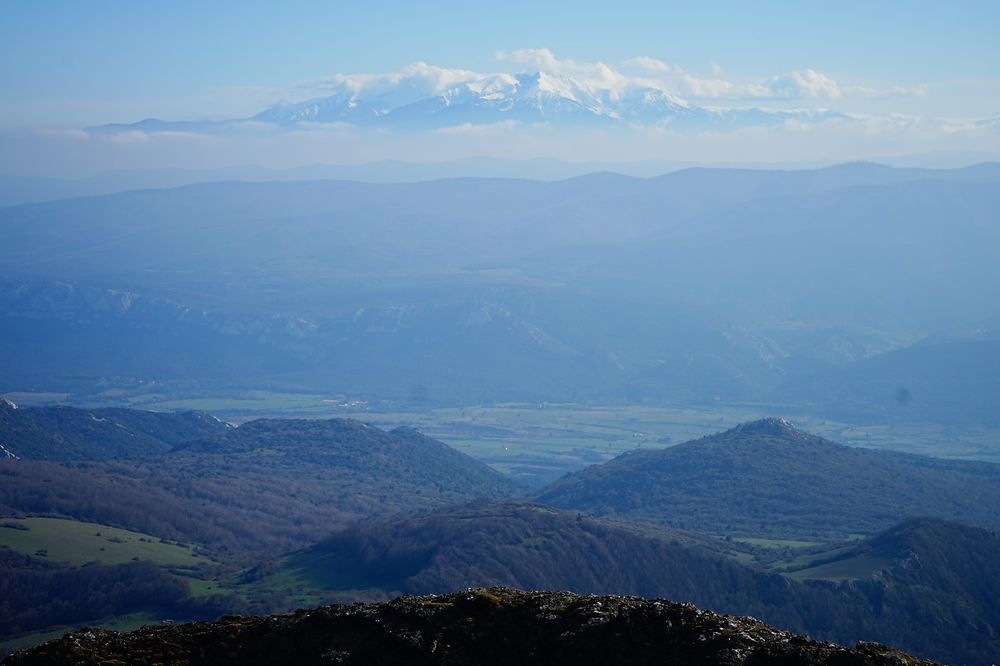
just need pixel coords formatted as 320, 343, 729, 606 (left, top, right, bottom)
732, 537, 822, 550
225, 549, 392, 611
784, 551, 894, 581
0, 517, 209, 568
132, 390, 337, 415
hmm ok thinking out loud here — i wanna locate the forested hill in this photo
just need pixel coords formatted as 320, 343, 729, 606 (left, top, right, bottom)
0, 417, 521, 563
0, 399, 230, 460
173, 417, 521, 499
298, 502, 763, 600
536, 417, 1000, 538
3, 588, 935, 666
281, 503, 999, 664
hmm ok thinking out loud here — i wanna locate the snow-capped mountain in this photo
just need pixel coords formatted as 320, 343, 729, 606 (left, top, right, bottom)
88, 64, 852, 135
252, 69, 843, 130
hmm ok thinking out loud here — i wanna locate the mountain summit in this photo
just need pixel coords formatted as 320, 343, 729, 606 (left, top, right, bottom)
3, 588, 934, 665
727, 416, 809, 438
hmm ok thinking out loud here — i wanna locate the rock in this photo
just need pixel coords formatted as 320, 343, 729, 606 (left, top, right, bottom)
3, 588, 936, 665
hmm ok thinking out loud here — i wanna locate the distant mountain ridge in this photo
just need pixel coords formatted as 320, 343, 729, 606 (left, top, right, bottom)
3, 158, 997, 208
2, 165, 999, 415
537, 418, 1000, 537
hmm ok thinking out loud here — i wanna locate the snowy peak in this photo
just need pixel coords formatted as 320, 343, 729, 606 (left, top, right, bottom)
89, 59, 860, 134
249, 67, 842, 130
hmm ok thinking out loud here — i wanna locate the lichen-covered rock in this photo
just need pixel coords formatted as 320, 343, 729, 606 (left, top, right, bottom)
3, 588, 936, 665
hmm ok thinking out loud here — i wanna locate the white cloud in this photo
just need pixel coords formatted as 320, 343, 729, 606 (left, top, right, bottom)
765, 69, 842, 98
101, 129, 220, 145
435, 120, 522, 135
621, 56, 673, 74
842, 82, 929, 98
623, 56, 926, 101
496, 48, 631, 94
289, 61, 485, 108
108, 130, 152, 144
677, 72, 770, 99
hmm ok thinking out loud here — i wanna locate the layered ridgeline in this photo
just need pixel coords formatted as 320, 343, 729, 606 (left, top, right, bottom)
538, 418, 1000, 538
3, 415, 999, 662
2, 164, 999, 418
0, 412, 521, 651
258, 502, 999, 665
0, 399, 230, 460
0, 412, 520, 563
3, 588, 934, 666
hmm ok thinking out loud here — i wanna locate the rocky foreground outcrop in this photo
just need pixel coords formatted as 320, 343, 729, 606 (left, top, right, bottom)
4, 588, 935, 665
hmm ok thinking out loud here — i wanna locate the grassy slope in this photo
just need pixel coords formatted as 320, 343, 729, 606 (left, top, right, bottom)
0, 517, 207, 568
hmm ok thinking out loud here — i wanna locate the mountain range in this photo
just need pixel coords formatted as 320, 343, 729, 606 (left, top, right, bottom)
4, 154, 997, 209
90, 68, 851, 135
2, 164, 998, 422
2, 409, 1000, 662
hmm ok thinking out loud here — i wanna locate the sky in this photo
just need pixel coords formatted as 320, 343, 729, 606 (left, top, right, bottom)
2, 1, 999, 175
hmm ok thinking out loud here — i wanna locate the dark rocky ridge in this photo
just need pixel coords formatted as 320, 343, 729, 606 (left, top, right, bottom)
4, 588, 935, 665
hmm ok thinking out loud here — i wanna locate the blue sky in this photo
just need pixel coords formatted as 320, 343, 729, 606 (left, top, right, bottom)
1, 1, 999, 173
